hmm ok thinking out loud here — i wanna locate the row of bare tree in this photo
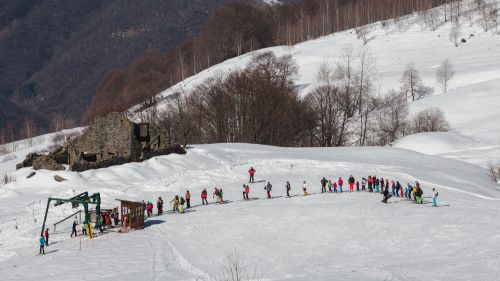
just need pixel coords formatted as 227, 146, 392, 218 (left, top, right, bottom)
85, 0, 460, 124
152, 51, 449, 148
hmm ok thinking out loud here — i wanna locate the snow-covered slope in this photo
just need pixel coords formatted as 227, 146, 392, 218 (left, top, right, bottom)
2, 2, 500, 280
136, 2, 500, 167
1, 144, 500, 281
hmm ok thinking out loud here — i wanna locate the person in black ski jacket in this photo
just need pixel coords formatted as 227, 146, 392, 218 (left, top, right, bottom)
71, 220, 78, 237
286, 181, 291, 197
320, 177, 328, 193
382, 187, 391, 203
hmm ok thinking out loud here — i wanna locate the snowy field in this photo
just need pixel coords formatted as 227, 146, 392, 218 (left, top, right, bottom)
1, 144, 500, 281
1, 1, 500, 280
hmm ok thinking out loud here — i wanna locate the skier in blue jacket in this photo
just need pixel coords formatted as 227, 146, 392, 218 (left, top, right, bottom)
39, 236, 46, 255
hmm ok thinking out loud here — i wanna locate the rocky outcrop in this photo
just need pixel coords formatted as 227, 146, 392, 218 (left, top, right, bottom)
33, 155, 65, 171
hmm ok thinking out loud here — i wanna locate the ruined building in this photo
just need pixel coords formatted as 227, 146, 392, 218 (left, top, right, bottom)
17, 112, 185, 172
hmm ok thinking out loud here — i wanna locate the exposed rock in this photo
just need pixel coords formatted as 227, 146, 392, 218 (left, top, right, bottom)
16, 153, 41, 170
27, 172, 36, 178
33, 155, 65, 171
54, 175, 67, 182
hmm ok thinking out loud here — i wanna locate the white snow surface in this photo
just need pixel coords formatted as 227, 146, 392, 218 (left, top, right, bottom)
2, 2, 500, 280
1, 144, 500, 281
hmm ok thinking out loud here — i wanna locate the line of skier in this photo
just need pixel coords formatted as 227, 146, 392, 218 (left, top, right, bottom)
145, 167, 440, 218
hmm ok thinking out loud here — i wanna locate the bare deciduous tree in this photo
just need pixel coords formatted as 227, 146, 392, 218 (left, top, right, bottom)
400, 62, 427, 102
411, 107, 449, 133
436, 59, 456, 93
376, 90, 409, 145
217, 249, 262, 281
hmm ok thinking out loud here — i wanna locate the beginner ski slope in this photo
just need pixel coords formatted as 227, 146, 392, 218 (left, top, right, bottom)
1, 2, 500, 280
1, 144, 500, 281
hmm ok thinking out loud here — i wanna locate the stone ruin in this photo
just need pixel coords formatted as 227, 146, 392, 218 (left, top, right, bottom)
17, 112, 186, 172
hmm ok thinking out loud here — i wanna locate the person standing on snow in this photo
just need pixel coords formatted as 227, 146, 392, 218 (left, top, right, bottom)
170, 196, 179, 213
157, 197, 164, 215
71, 220, 78, 238
248, 167, 256, 183
220, 188, 224, 203
432, 188, 439, 207
213, 188, 220, 203
338, 177, 344, 193
39, 235, 46, 255
391, 180, 396, 196
356, 181, 360, 191
395, 181, 402, 197
302, 181, 309, 196
327, 180, 333, 192
333, 181, 338, 193
201, 189, 208, 205
44, 228, 50, 246
348, 175, 355, 192
386, 179, 389, 194
264, 182, 272, 199
286, 181, 291, 197
321, 177, 328, 193
368, 176, 374, 192
185, 191, 191, 208
179, 197, 185, 213
245, 185, 250, 200
242, 184, 247, 200
415, 185, 424, 204
362, 177, 367, 191
374, 177, 380, 193
380, 178, 385, 193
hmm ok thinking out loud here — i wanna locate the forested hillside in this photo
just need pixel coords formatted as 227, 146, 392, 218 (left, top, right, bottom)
0, 0, 227, 142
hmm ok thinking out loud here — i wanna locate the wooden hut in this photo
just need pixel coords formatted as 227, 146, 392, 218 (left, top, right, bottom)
116, 199, 146, 231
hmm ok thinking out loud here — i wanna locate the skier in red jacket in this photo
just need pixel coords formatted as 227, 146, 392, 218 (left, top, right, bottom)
248, 167, 256, 183
338, 177, 344, 193
44, 228, 50, 246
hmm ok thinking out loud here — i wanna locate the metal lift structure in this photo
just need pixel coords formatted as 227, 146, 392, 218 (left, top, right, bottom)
40, 192, 101, 239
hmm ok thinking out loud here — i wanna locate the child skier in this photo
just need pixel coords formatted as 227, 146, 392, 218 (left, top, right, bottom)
179, 197, 185, 213
219, 189, 224, 204
432, 188, 439, 207
327, 180, 332, 192
302, 181, 309, 196
333, 182, 338, 193
39, 235, 46, 255
245, 185, 250, 200
213, 188, 220, 203
362, 177, 367, 191
201, 189, 208, 205
356, 181, 360, 192
382, 187, 392, 203
242, 184, 247, 200
265, 182, 272, 199
368, 176, 374, 192
44, 228, 49, 246
171, 196, 179, 213
338, 177, 343, 193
